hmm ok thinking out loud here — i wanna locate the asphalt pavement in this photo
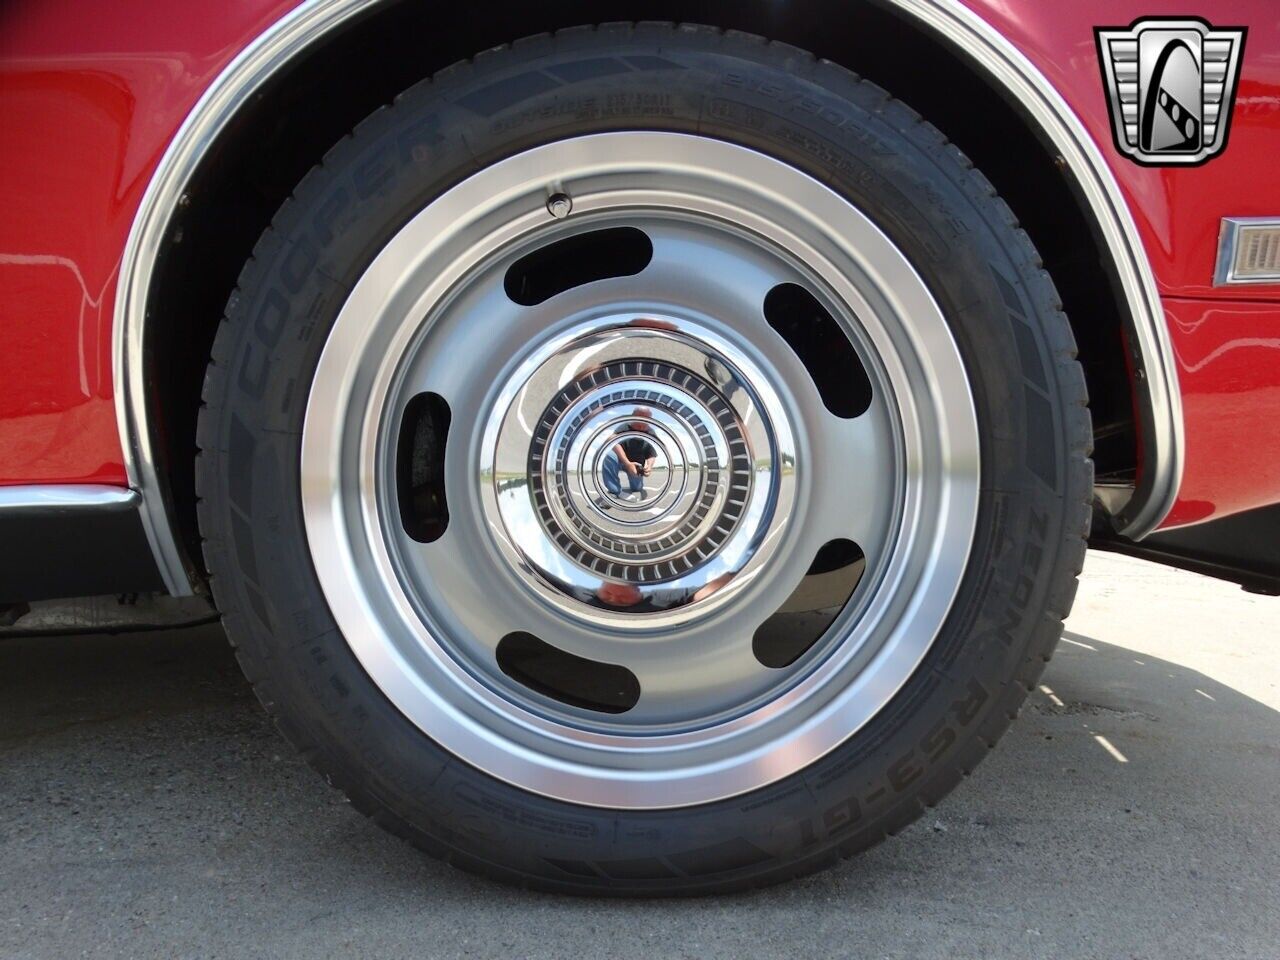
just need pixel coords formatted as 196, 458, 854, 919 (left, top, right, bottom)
2, 552, 1277, 959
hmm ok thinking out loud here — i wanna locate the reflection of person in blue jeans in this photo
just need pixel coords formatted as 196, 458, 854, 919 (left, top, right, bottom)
601, 409, 657, 501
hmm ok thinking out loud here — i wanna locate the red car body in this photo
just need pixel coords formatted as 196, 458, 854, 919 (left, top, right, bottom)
1, 0, 1278, 599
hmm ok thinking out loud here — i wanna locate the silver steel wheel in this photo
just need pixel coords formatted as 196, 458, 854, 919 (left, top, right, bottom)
301, 132, 979, 809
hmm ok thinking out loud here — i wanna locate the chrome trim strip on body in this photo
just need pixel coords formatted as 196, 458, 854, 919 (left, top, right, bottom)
113, 0, 1184, 595
0, 485, 139, 511
1215, 217, 1280, 285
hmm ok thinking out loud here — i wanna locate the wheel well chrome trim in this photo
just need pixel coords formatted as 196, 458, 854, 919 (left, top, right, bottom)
114, 0, 1181, 594
893, 1, 1182, 538
112, 0, 382, 596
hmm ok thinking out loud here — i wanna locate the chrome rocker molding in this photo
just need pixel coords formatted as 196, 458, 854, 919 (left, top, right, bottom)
0, 484, 139, 511
0, 485, 166, 602
113, 0, 1184, 595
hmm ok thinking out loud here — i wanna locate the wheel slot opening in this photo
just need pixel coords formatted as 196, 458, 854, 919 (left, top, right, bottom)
396, 392, 451, 543
504, 226, 653, 306
764, 283, 872, 418
753, 539, 864, 669
496, 632, 640, 714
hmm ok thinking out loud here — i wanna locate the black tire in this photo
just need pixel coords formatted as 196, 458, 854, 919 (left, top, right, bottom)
196, 23, 1091, 895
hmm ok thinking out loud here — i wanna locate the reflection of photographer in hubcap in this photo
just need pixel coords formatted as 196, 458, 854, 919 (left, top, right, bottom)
601, 407, 657, 503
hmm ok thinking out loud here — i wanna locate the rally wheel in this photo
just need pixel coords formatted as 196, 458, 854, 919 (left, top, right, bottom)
197, 24, 1091, 894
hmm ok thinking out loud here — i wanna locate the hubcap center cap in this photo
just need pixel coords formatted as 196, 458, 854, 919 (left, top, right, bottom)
534, 359, 750, 580
485, 319, 792, 622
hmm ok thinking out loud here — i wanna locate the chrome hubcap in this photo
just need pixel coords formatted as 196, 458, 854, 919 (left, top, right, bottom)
300, 132, 980, 808
487, 319, 793, 623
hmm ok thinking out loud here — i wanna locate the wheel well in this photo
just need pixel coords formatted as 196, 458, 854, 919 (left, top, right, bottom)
147, 0, 1137, 574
